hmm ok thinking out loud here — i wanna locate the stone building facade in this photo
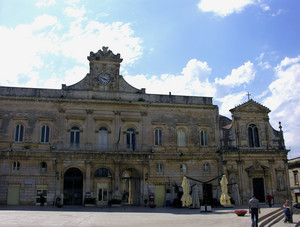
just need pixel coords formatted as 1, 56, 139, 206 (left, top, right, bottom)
0, 47, 290, 206
288, 157, 300, 203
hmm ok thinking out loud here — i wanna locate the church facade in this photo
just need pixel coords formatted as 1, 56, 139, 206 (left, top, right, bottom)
0, 47, 290, 206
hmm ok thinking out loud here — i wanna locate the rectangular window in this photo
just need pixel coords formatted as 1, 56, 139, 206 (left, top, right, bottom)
155, 129, 162, 146
177, 129, 186, 147
12, 162, 20, 171
41, 126, 50, 143
70, 126, 80, 147
201, 130, 208, 146
156, 164, 163, 174
294, 171, 299, 185
14, 125, 24, 142
40, 162, 47, 173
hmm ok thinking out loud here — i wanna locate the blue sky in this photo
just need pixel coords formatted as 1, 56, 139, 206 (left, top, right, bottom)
1, 0, 300, 158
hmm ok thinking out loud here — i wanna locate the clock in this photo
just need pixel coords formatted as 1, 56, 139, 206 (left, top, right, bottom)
98, 73, 111, 85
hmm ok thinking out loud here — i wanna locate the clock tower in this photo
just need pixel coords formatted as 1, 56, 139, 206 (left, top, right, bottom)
88, 46, 123, 91
62, 46, 141, 93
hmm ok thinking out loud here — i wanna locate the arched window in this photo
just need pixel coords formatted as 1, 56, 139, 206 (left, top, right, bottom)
154, 129, 162, 146
15, 124, 24, 142
70, 126, 80, 147
126, 128, 136, 151
177, 128, 186, 147
94, 168, 112, 178
200, 130, 208, 146
41, 125, 50, 143
180, 164, 187, 174
99, 127, 108, 149
248, 124, 260, 147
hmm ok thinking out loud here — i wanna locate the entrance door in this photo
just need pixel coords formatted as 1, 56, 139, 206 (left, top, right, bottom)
7, 184, 20, 205
97, 183, 108, 206
203, 184, 212, 205
64, 168, 83, 205
155, 185, 166, 207
253, 178, 265, 202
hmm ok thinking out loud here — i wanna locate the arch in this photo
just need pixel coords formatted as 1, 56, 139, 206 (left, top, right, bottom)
63, 167, 83, 205
120, 168, 141, 206
94, 168, 112, 178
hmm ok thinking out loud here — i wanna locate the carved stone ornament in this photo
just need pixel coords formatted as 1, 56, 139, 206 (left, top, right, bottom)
87, 46, 123, 62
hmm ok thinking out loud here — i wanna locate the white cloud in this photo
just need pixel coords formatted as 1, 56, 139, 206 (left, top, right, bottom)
124, 59, 216, 97
61, 21, 143, 66
0, 3, 142, 89
216, 91, 247, 116
262, 56, 300, 158
64, 5, 86, 18
64, 66, 88, 86
35, 0, 56, 8
197, 0, 254, 17
0, 18, 58, 87
215, 61, 255, 87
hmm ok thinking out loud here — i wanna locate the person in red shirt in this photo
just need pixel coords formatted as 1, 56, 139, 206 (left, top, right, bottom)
266, 193, 273, 207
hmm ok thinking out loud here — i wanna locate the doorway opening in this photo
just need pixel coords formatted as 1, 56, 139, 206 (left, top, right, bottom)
64, 167, 83, 205
121, 168, 141, 205
253, 178, 265, 202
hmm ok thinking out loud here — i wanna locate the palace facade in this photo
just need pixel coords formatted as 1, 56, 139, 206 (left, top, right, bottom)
0, 47, 290, 206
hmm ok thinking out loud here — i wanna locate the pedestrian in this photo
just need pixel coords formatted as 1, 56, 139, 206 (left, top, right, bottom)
249, 195, 261, 227
266, 193, 273, 207
283, 200, 292, 223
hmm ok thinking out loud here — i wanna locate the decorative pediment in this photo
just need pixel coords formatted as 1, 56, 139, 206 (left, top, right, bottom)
230, 99, 270, 114
87, 46, 122, 62
245, 161, 269, 176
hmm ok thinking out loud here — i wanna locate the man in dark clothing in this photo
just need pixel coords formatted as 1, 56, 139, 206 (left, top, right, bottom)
249, 195, 260, 227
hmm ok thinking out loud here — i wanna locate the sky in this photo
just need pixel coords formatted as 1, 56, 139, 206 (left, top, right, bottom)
0, 0, 300, 158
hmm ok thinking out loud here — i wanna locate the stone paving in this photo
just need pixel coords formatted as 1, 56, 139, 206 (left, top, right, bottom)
0, 204, 299, 227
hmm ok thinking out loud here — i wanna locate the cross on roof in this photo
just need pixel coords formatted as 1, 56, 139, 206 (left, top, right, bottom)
246, 92, 251, 101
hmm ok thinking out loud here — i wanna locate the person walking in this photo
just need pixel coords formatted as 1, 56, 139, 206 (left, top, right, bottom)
283, 200, 292, 223
266, 193, 273, 207
249, 195, 261, 227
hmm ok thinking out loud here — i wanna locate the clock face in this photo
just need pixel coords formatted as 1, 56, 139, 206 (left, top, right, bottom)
98, 73, 111, 85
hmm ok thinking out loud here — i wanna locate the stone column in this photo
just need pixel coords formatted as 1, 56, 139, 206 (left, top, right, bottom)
114, 162, 121, 199
86, 163, 91, 194
268, 159, 275, 196
86, 109, 93, 149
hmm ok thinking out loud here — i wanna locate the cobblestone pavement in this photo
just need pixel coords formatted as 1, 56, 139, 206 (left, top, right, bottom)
0, 205, 299, 227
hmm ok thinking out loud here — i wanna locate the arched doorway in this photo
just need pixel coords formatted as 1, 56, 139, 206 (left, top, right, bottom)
64, 167, 83, 205
121, 168, 141, 205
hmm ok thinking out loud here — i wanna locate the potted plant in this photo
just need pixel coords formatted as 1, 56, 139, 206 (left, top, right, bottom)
234, 209, 247, 216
